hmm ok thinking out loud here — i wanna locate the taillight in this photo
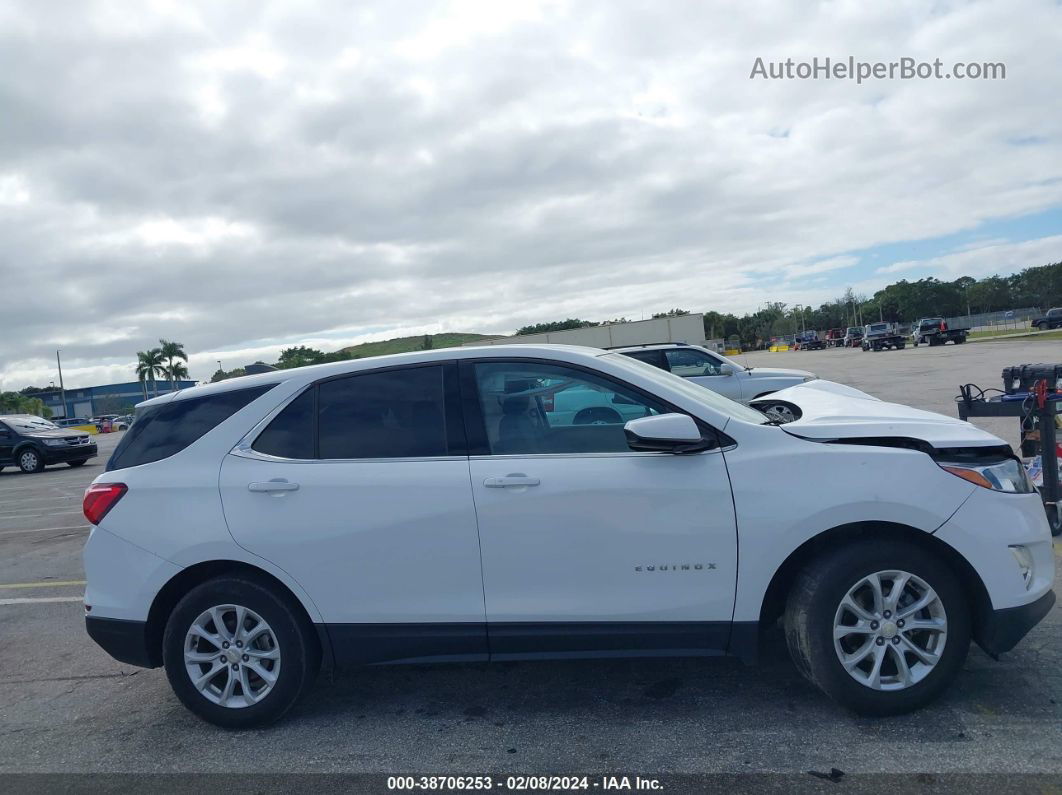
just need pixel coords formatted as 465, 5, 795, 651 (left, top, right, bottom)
83, 483, 128, 524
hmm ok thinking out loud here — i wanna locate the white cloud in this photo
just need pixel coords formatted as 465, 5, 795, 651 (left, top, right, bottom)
876, 235, 1062, 277
1, 0, 1061, 389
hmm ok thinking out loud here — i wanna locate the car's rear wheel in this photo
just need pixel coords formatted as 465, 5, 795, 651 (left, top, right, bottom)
18, 448, 44, 473
784, 538, 970, 716
163, 575, 320, 728
68, 459, 88, 467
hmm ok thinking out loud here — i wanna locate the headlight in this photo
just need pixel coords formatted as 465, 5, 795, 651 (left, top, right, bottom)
42, 438, 66, 447
938, 457, 1035, 493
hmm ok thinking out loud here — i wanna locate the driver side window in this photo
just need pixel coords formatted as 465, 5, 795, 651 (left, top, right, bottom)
665, 349, 723, 377
472, 362, 666, 455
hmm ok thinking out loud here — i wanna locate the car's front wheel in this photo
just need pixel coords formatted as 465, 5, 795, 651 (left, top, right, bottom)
17, 448, 44, 473
163, 575, 320, 728
784, 538, 970, 716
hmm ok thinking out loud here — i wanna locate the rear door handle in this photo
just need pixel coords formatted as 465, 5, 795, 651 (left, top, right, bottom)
248, 480, 300, 493
483, 475, 540, 488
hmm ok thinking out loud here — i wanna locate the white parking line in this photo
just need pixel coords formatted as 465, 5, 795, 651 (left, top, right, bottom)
0, 492, 80, 505
0, 596, 83, 606
0, 524, 91, 536
0, 510, 84, 521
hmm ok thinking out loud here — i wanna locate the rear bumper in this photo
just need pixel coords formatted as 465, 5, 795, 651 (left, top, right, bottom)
977, 589, 1056, 657
85, 616, 158, 668
43, 444, 97, 464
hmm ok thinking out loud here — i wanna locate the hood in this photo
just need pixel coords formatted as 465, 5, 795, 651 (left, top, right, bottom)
754, 379, 1004, 448
749, 367, 816, 379
24, 428, 90, 440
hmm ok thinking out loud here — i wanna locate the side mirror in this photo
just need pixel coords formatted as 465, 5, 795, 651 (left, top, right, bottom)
720, 363, 740, 375
624, 414, 710, 454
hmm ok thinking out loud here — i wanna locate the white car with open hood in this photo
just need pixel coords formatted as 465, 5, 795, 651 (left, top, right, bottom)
82, 344, 1055, 728
612, 342, 816, 413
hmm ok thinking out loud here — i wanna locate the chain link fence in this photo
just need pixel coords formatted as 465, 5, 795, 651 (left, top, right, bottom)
943, 307, 1041, 334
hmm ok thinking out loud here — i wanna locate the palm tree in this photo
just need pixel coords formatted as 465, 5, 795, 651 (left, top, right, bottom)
158, 339, 188, 392
165, 360, 190, 385
135, 348, 165, 399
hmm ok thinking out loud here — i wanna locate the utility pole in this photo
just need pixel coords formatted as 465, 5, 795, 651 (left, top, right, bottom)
56, 350, 67, 419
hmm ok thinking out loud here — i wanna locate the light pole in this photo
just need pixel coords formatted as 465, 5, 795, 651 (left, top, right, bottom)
56, 350, 68, 419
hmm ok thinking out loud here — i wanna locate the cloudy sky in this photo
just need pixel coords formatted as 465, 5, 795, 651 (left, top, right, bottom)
1, 0, 1061, 389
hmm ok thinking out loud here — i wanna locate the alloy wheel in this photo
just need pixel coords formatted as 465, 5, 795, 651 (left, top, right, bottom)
832, 570, 947, 691
762, 404, 797, 423
183, 604, 281, 708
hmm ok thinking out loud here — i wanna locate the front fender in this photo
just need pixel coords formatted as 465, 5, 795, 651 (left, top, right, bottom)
725, 433, 975, 622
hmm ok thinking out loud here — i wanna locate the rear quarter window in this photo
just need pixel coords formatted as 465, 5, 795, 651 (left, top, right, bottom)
107, 385, 274, 471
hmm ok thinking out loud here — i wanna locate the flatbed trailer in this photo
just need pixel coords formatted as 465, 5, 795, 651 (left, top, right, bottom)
912, 318, 969, 347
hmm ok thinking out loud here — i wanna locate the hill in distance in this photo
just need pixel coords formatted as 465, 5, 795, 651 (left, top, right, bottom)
337, 332, 498, 359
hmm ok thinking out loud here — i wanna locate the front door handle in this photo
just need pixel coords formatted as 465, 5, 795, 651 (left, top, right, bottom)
483, 475, 540, 488
248, 480, 300, 493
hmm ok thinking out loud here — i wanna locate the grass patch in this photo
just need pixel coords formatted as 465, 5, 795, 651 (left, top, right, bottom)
337, 332, 498, 358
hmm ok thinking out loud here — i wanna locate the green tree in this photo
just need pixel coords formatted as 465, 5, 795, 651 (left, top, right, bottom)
423, 334, 433, 350
211, 367, 246, 383
135, 348, 165, 399
652, 308, 691, 318
165, 360, 190, 384
276, 346, 326, 369
158, 340, 189, 392
0, 392, 51, 417
516, 318, 597, 335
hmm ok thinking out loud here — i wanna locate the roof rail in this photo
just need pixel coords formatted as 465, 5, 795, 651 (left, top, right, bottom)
603, 341, 691, 350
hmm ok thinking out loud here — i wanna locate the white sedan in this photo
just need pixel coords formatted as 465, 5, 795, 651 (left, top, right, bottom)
614, 343, 815, 416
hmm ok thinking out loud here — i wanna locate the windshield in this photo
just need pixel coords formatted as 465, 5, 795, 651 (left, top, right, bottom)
601, 352, 768, 425
846, 327, 861, 334
2, 416, 59, 432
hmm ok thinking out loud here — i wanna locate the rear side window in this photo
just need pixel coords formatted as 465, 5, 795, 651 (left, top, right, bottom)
107, 385, 273, 471
317, 366, 447, 459
252, 388, 314, 459
621, 350, 668, 370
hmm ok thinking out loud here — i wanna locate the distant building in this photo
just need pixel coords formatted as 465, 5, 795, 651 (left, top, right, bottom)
38, 380, 196, 418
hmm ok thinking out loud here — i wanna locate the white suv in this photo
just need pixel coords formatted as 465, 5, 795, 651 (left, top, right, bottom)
82, 345, 1055, 728
613, 343, 815, 418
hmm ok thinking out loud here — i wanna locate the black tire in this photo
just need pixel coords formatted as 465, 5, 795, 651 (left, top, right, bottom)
17, 447, 45, 473
572, 407, 622, 425
784, 538, 970, 716
163, 575, 320, 729
68, 459, 88, 467
896, 343, 905, 350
